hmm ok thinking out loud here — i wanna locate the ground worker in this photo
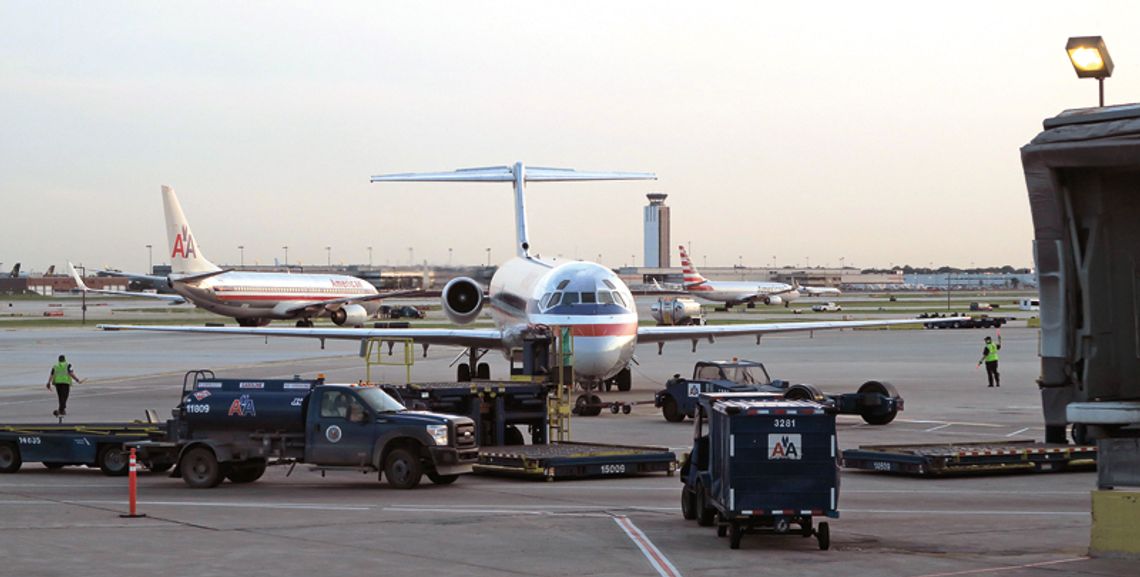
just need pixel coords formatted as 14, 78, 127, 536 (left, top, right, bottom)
977, 335, 1001, 387
46, 354, 84, 416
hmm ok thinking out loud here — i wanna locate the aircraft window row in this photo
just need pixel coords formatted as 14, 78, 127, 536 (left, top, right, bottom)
540, 290, 627, 310
216, 286, 366, 294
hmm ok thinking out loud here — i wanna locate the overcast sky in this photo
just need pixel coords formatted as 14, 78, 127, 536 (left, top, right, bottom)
3, 1, 1137, 273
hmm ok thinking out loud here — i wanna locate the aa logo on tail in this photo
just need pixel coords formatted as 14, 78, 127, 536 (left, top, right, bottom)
767, 433, 802, 460
171, 225, 197, 259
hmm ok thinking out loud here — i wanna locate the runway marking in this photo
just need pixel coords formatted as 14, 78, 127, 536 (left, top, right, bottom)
384, 506, 614, 517
1005, 427, 1030, 437
899, 419, 1004, 428
50, 500, 373, 511
843, 509, 1087, 517
907, 555, 1089, 577
613, 516, 683, 577
924, 424, 952, 432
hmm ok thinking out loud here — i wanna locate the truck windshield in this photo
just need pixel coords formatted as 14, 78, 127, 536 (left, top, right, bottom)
355, 388, 406, 413
731, 366, 770, 385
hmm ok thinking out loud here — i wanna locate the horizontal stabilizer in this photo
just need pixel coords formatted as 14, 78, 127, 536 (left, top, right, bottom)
371, 165, 656, 183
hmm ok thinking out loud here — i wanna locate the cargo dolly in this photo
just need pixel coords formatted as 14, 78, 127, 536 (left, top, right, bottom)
841, 440, 1097, 476
0, 418, 167, 476
475, 441, 676, 480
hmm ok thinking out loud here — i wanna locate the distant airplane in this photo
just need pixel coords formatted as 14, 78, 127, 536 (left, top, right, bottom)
102, 163, 960, 392
69, 262, 187, 304
677, 246, 801, 308
8, 263, 20, 278
85, 186, 399, 327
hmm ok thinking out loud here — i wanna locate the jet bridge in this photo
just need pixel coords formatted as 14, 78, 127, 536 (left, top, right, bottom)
1021, 104, 1140, 557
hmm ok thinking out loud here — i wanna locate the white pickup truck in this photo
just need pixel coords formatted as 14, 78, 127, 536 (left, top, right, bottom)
811, 302, 842, 312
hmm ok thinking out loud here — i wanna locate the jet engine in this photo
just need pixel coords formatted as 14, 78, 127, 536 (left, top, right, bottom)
763, 295, 784, 306
330, 303, 368, 327
441, 277, 484, 325
649, 297, 703, 326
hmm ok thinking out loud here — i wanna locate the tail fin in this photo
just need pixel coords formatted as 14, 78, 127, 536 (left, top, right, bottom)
45, 265, 55, 277
162, 186, 220, 275
9, 263, 20, 278
67, 262, 89, 291
678, 246, 707, 287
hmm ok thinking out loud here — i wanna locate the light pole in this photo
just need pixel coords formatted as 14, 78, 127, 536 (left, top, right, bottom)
485, 248, 491, 267
840, 256, 845, 269
1066, 36, 1113, 107
238, 245, 245, 268
448, 248, 453, 267
282, 245, 289, 268
367, 246, 373, 269
145, 244, 152, 274
325, 246, 331, 267
408, 247, 413, 267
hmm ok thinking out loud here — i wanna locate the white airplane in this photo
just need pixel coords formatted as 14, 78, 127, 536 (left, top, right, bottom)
100, 163, 956, 391
84, 186, 393, 327
678, 245, 802, 308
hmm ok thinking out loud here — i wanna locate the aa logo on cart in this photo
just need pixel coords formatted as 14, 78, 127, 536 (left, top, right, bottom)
768, 434, 801, 460
687, 382, 701, 398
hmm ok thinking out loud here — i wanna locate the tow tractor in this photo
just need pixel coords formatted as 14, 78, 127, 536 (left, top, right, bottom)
654, 359, 903, 425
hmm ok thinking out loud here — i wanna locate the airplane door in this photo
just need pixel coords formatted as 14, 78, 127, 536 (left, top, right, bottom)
307, 390, 375, 466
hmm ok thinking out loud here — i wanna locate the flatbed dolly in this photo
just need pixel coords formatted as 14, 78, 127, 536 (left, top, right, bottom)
474, 441, 676, 481
390, 381, 548, 445
841, 440, 1097, 476
0, 418, 169, 476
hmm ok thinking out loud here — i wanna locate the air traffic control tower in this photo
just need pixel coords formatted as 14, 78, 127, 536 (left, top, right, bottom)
643, 193, 671, 268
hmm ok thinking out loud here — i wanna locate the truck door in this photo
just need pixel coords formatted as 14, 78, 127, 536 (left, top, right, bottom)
307, 390, 375, 466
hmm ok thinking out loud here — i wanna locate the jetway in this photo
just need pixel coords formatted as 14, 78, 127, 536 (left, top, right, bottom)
1021, 104, 1140, 557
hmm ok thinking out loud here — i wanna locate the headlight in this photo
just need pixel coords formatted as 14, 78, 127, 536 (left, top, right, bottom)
426, 424, 449, 446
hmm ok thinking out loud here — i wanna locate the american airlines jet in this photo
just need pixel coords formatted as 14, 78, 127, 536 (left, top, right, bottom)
84, 186, 388, 327
101, 163, 955, 391
677, 245, 802, 308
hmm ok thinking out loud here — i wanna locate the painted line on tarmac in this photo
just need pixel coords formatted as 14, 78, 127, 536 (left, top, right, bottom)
924, 424, 952, 432
614, 516, 683, 577
69, 500, 372, 511
843, 508, 1086, 516
908, 555, 1089, 577
1005, 427, 1030, 437
384, 506, 613, 517
899, 419, 1004, 428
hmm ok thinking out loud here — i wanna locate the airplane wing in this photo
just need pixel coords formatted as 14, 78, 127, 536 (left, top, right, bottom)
276, 289, 423, 316
96, 324, 505, 350
371, 165, 656, 183
637, 317, 946, 344
96, 269, 169, 286
69, 263, 187, 304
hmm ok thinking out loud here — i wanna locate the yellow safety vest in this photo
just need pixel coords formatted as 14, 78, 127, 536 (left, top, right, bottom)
984, 343, 999, 363
52, 361, 71, 385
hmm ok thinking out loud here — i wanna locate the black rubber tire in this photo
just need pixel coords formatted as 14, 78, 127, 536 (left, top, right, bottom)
610, 403, 620, 414
616, 369, 632, 392
1072, 423, 1089, 445
573, 394, 589, 416
476, 363, 490, 380
226, 459, 267, 484
717, 522, 728, 538
817, 521, 830, 550
457, 364, 471, 382
858, 381, 899, 425
44, 463, 66, 470
98, 445, 129, 477
729, 522, 743, 549
180, 447, 223, 488
662, 396, 684, 423
0, 443, 22, 474
681, 487, 697, 520
384, 447, 423, 490
696, 485, 716, 527
503, 425, 525, 446
621, 404, 632, 415
427, 472, 459, 485
801, 517, 813, 537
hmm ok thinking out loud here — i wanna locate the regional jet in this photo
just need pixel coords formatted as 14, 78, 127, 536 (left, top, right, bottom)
101, 163, 957, 391
84, 186, 393, 327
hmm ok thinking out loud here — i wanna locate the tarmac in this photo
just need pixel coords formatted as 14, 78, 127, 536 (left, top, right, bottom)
0, 304, 1133, 576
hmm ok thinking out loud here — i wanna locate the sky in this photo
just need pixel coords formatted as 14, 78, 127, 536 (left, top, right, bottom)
3, 1, 1138, 273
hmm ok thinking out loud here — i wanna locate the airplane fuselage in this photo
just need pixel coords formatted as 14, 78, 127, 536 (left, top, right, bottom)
684, 280, 800, 306
173, 271, 380, 320
486, 257, 638, 381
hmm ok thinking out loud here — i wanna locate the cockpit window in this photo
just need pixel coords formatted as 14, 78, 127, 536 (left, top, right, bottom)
598, 291, 614, 305
612, 292, 628, 309
556, 280, 571, 290
580, 292, 597, 304
561, 292, 580, 305
602, 279, 616, 290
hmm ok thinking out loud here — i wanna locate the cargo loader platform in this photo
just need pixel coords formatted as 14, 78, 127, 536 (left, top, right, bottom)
841, 440, 1097, 476
475, 442, 677, 481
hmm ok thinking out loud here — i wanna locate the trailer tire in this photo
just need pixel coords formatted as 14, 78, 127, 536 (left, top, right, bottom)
696, 484, 716, 526
476, 363, 490, 380
786, 384, 826, 403
427, 472, 459, 485
1071, 423, 1089, 445
226, 459, 267, 484
729, 521, 743, 549
98, 445, 129, 477
180, 447, 223, 488
817, 521, 830, 550
616, 368, 632, 392
0, 442, 22, 473
858, 381, 899, 425
384, 447, 423, 490
662, 396, 685, 423
457, 364, 471, 382
681, 486, 697, 520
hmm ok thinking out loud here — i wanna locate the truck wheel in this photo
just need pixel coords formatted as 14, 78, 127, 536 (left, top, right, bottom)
616, 369, 632, 392
476, 363, 490, 380
1072, 423, 1089, 445
729, 521, 743, 549
384, 447, 423, 489
681, 486, 697, 520
427, 472, 459, 485
696, 484, 716, 527
180, 447, 223, 488
662, 397, 685, 423
817, 521, 830, 550
858, 381, 899, 425
0, 442, 22, 473
226, 459, 267, 484
98, 445, 129, 477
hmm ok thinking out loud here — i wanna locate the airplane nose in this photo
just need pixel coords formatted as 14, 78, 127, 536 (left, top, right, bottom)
572, 336, 634, 379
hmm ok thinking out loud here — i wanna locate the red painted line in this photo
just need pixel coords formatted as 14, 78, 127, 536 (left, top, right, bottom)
613, 516, 682, 577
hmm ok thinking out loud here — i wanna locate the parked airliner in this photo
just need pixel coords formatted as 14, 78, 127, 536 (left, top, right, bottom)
101, 163, 956, 389
85, 186, 389, 327
677, 245, 803, 308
